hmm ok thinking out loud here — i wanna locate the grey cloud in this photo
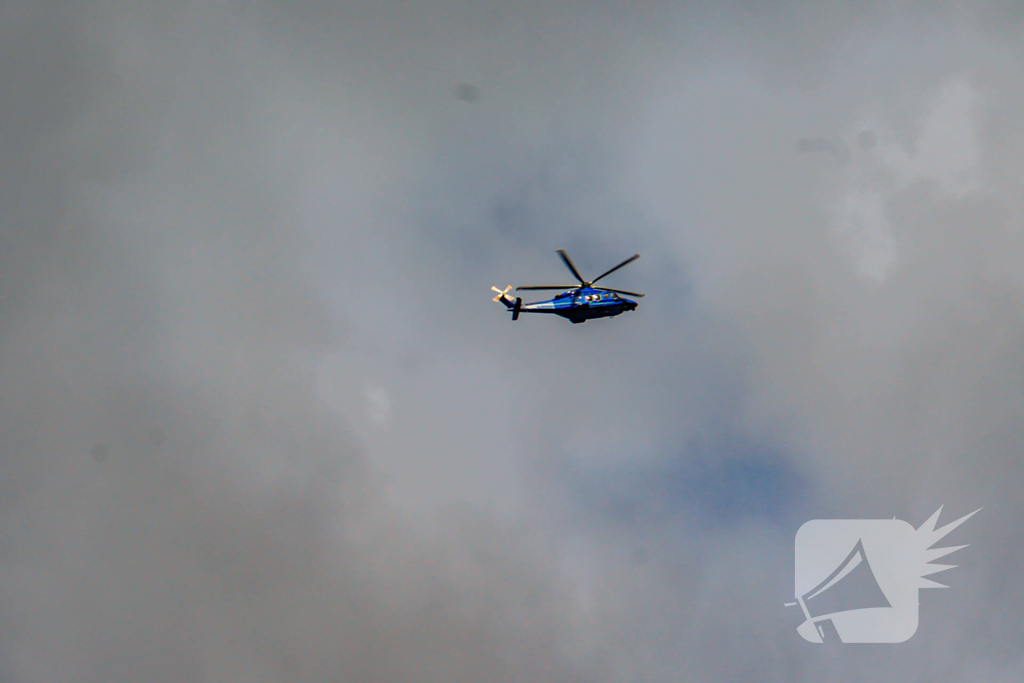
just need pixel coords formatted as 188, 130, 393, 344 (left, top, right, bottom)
3, 1, 1024, 682
796, 136, 852, 163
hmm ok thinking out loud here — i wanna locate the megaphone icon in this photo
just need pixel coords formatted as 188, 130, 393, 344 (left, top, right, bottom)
787, 509, 979, 644
787, 539, 891, 642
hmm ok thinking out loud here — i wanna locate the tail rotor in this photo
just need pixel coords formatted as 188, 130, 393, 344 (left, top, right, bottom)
491, 285, 514, 303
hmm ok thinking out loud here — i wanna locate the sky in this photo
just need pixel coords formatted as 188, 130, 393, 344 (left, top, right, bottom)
1, 1, 1023, 681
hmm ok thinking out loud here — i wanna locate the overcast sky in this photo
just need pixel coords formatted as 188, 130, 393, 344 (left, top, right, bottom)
2, 1, 1023, 681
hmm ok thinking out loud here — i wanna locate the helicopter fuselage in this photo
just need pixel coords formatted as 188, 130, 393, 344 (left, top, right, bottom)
499, 287, 637, 323
491, 249, 642, 323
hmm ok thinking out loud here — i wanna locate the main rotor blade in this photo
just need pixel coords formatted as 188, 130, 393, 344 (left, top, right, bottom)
594, 287, 645, 298
516, 285, 577, 291
556, 250, 586, 284
590, 253, 640, 285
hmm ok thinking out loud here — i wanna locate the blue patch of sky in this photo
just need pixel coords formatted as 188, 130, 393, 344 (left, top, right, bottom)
667, 432, 810, 524
570, 425, 814, 532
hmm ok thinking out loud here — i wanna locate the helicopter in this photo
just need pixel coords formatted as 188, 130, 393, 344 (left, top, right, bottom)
491, 249, 644, 323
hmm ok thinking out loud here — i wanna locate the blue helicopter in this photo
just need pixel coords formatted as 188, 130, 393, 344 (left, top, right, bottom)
491, 249, 644, 323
